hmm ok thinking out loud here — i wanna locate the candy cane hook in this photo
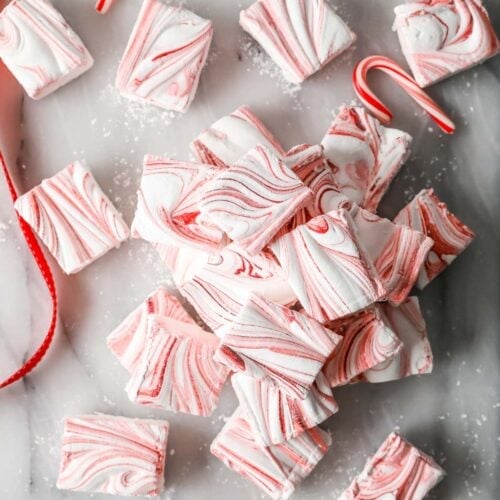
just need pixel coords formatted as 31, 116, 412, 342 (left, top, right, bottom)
353, 56, 455, 134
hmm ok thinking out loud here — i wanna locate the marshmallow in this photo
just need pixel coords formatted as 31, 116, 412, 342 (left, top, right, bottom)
107, 286, 194, 372
394, 188, 474, 288
190, 105, 286, 168
321, 106, 412, 212
270, 210, 385, 323
322, 309, 402, 387
14, 161, 129, 274
0, 0, 93, 99
132, 155, 224, 251
56, 414, 169, 496
351, 206, 434, 305
211, 408, 331, 500
180, 244, 297, 331
214, 294, 341, 399
126, 315, 229, 416
199, 144, 312, 256
360, 297, 433, 383
233, 372, 337, 446
340, 432, 445, 500
116, 0, 212, 112
240, 0, 355, 83
394, 0, 500, 87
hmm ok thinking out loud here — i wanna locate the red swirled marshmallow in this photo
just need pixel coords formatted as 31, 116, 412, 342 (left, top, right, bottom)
322, 308, 403, 387
359, 297, 434, 383
393, 0, 500, 88
154, 243, 210, 288
270, 209, 385, 323
232, 372, 338, 446
240, 0, 355, 84
199, 144, 313, 256
350, 205, 434, 305
56, 414, 169, 496
321, 106, 412, 212
0, 0, 93, 99
131, 155, 224, 251
107, 286, 195, 372
126, 315, 229, 417
339, 432, 445, 500
179, 244, 297, 331
116, 0, 213, 112
14, 161, 129, 274
394, 188, 475, 288
214, 294, 342, 399
190, 105, 286, 168
211, 408, 331, 500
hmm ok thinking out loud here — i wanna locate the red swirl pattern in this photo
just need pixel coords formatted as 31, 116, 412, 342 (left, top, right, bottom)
239, 0, 356, 83
339, 432, 445, 500
360, 297, 433, 383
214, 294, 341, 399
199, 144, 312, 256
394, 188, 474, 289
106, 286, 195, 372
126, 315, 229, 416
56, 414, 169, 496
115, 0, 213, 112
233, 372, 338, 446
270, 210, 385, 323
14, 161, 129, 274
323, 309, 402, 387
351, 206, 434, 305
0, 0, 93, 99
321, 106, 412, 212
190, 105, 286, 168
211, 408, 331, 500
180, 244, 297, 331
394, 0, 500, 87
132, 155, 224, 251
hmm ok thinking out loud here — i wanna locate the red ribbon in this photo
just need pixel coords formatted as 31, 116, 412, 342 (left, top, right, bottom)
0, 152, 58, 389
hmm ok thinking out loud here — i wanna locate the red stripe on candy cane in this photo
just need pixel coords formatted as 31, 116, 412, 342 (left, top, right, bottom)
95, 0, 115, 14
353, 56, 455, 134
0, 152, 58, 389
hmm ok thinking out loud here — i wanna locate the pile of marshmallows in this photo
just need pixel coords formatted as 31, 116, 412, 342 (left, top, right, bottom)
2, 0, 499, 498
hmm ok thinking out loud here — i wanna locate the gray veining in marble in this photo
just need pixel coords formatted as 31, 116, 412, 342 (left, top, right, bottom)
0, 0, 499, 499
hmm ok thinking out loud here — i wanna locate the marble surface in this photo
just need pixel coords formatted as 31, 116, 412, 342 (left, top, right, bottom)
0, 0, 499, 499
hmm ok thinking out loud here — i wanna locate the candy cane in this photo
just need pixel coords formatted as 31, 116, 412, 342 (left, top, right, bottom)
353, 56, 455, 134
0, 153, 58, 389
95, 0, 116, 14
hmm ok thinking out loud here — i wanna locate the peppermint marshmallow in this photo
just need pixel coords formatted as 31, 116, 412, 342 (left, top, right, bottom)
199, 144, 312, 256
394, 0, 500, 87
126, 315, 229, 416
0, 0, 93, 99
240, 0, 355, 83
214, 294, 341, 399
211, 408, 331, 500
131, 155, 224, 251
107, 286, 194, 372
321, 106, 412, 212
116, 0, 213, 112
14, 161, 129, 274
57, 414, 169, 496
394, 188, 475, 288
340, 432, 445, 500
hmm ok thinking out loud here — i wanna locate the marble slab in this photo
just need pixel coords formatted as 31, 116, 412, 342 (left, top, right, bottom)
0, 0, 498, 499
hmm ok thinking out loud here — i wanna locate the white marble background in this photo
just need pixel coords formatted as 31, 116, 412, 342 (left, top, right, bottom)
0, 0, 499, 499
